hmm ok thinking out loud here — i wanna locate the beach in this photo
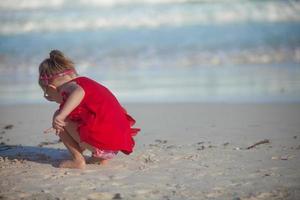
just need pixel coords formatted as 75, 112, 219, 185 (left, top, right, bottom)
1, 1, 300, 199
1, 103, 300, 200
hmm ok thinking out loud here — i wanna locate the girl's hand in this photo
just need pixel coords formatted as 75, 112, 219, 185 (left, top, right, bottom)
44, 114, 66, 135
53, 114, 67, 131
44, 127, 63, 135
44, 110, 67, 135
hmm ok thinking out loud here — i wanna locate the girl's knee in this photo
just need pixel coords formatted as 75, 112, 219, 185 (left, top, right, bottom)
65, 119, 79, 133
65, 118, 77, 128
58, 130, 69, 140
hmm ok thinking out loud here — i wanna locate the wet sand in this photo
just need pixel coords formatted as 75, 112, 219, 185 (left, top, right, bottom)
0, 103, 300, 200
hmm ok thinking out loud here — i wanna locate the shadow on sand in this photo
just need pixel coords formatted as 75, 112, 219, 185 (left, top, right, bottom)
0, 144, 70, 167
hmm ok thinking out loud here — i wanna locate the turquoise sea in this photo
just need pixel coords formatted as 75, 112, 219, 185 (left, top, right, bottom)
0, 0, 300, 104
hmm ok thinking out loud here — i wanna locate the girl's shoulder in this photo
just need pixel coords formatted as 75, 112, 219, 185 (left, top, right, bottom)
60, 78, 82, 96
74, 76, 104, 88
64, 76, 105, 94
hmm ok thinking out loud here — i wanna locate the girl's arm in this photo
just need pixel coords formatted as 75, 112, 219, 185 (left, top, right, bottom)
53, 83, 85, 130
59, 83, 85, 119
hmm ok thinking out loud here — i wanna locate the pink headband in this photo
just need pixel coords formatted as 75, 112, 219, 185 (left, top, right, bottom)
39, 69, 75, 85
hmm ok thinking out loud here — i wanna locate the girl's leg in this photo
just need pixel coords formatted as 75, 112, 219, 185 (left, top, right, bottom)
58, 129, 86, 169
64, 120, 109, 165
64, 119, 96, 152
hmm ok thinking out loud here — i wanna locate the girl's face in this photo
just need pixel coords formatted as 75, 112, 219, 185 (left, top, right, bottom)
43, 84, 62, 103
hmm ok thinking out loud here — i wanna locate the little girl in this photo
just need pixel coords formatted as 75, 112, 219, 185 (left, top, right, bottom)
39, 50, 140, 169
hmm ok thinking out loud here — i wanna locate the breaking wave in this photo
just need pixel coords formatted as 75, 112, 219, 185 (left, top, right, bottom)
0, 0, 300, 34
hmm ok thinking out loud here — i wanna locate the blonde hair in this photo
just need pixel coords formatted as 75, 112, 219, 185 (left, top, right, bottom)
39, 50, 76, 87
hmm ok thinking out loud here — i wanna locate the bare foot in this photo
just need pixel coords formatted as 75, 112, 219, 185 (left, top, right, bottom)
59, 159, 86, 169
87, 157, 108, 165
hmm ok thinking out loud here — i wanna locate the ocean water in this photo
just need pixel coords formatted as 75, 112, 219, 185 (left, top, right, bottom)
0, 0, 300, 104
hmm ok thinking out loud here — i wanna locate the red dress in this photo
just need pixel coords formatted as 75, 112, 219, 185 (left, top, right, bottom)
59, 77, 140, 155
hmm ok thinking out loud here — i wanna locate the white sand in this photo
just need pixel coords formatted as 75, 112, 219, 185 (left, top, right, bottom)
0, 103, 300, 200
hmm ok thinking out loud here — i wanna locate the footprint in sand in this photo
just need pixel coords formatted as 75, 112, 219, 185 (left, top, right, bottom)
205, 187, 226, 198
64, 183, 97, 193
43, 174, 60, 180
242, 188, 289, 200
87, 192, 114, 200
